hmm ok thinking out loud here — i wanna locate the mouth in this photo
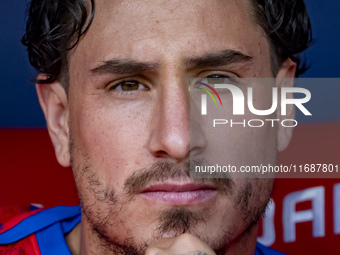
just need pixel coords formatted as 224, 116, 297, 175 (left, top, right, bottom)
140, 182, 218, 205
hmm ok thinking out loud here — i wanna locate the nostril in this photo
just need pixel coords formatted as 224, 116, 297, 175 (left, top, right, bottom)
190, 146, 200, 152
153, 150, 169, 158
188, 142, 207, 158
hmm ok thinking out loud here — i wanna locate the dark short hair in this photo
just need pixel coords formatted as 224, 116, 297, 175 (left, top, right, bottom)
22, 0, 95, 88
22, 0, 312, 90
250, 0, 312, 76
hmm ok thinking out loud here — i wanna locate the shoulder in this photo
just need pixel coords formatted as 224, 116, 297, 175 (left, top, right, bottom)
0, 205, 81, 255
255, 242, 286, 255
0, 205, 44, 232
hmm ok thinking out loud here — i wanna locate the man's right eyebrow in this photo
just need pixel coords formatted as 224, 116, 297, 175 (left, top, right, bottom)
90, 59, 160, 75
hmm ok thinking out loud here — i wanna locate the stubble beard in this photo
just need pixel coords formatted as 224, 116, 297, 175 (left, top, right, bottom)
68, 131, 273, 255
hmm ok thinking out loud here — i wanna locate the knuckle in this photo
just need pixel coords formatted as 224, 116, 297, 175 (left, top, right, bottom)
145, 247, 163, 255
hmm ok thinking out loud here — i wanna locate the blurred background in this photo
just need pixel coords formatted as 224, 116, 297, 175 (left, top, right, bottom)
0, 0, 339, 254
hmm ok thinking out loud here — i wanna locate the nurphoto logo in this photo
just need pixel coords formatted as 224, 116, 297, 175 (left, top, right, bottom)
195, 80, 312, 128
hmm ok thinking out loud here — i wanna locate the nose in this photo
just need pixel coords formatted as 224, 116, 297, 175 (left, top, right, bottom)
147, 78, 206, 162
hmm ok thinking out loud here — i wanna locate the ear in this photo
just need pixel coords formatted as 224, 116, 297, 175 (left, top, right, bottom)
276, 58, 296, 152
36, 75, 70, 167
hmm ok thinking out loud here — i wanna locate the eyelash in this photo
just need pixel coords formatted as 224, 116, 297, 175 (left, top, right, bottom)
199, 73, 238, 85
106, 72, 236, 94
108, 79, 149, 93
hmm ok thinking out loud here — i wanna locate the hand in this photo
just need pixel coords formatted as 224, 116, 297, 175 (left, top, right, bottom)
145, 233, 217, 255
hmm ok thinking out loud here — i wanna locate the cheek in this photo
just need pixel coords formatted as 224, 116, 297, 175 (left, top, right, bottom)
232, 178, 274, 220
202, 119, 277, 169
69, 95, 153, 186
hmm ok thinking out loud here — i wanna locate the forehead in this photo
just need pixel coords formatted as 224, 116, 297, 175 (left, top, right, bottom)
92, 0, 255, 39
70, 0, 267, 77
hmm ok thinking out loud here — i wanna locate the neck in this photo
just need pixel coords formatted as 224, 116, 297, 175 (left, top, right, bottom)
223, 224, 259, 255
65, 223, 81, 255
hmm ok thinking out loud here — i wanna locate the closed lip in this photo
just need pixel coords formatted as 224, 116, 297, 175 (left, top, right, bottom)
139, 182, 218, 205
141, 183, 217, 193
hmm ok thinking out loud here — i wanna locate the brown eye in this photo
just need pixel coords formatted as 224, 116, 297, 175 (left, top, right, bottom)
112, 80, 147, 91
120, 81, 140, 91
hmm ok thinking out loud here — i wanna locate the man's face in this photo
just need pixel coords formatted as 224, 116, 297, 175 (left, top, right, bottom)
62, 0, 287, 253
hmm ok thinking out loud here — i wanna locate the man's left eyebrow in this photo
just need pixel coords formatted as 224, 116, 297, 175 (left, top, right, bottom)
90, 59, 159, 75
184, 49, 253, 69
